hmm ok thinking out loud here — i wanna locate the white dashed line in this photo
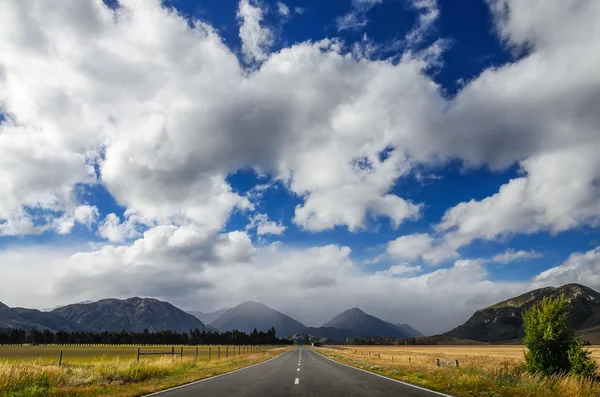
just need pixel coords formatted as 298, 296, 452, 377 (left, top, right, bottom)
297, 368, 300, 372
294, 378, 299, 385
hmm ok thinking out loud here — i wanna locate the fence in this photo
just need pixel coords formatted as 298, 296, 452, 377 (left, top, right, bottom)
51, 345, 276, 365
323, 348, 460, 368
137, 346, 183, 361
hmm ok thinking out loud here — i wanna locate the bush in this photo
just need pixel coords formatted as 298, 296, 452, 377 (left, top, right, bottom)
523, 295, 597, 377
568, 339, 597, 377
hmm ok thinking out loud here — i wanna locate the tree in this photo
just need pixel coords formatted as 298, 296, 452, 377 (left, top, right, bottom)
523, 295, 597, 377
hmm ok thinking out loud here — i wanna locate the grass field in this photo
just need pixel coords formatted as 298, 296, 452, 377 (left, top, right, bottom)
313, 345, 600, 397
332, 345, 600, 369
0, 345, 260, 364
0, 345, 292, 397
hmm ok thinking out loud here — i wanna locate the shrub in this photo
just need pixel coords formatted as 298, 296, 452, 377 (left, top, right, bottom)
523, 295, 597, 377
568, 339, 597, 377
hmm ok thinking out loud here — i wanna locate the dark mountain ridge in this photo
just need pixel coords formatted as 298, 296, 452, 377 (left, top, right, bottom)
0, 302, 45, 330
12, 308, 84, 332
444, 283, 600, 343
52, 297, 208, 333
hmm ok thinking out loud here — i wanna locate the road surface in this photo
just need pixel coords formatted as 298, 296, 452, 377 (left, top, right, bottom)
147, 346, 452, 397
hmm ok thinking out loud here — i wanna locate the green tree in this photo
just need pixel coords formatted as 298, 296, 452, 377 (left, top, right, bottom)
522, 295, 597, 377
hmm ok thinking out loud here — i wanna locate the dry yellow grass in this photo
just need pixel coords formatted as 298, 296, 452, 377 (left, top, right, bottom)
313, 345, 600, 397
0, 345, 248, 364
332, 345, 600, 369
0, 346, 292, 397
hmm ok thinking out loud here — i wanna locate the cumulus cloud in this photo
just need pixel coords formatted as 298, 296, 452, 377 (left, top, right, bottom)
0, 0, 442, 236
533, 246, 600, 291
0, 0, 599, 333
97, 212, 147, 243
247, 213, 286, 236
386, 233, 458, 264
53, 205, 100, 235
490, 249, 542, 264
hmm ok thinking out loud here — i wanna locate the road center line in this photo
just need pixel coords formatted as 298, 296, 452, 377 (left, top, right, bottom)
294, 378, 299, 385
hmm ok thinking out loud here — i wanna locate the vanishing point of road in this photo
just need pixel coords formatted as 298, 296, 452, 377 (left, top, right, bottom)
146, 346, 452, 397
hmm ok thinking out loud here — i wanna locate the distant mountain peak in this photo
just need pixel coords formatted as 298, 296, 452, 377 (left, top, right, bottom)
323, 308, 411, 339
210, 301, 306, 337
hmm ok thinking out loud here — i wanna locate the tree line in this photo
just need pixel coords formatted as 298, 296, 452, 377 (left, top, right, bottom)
0, 327, 293, 346
353, 336, 443, 345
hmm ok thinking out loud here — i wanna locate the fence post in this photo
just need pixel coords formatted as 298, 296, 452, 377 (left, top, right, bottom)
226, 345, 228, 358
209, 346, 211, 361
171, 346, 175, 358
180, 346, 183, 357
455, 360, 459, 368
392, 356, 394, 362
218, 346, 221, 360
58, 350, 63, 366
137, 348, 140, 362
409, 357, 411, 363
196, 347, 198, 360
378, 353, 380, 359
436, 358, 440, 367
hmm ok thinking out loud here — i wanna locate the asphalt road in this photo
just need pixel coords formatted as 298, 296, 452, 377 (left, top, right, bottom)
147, 346, 452, 397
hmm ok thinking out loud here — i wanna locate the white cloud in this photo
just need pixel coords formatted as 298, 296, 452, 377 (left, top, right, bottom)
247, 213, 286, 236
97, 212, 147, 243
0, 0, 599, 335
376, 264, 422, 276
0, 0, 445, 235
490, 249, 542, 264
532, 246, 600, 291
0, 240, 526, 335
387, 233, 458, 264
336, 0, 383, 31
405, 0, 440, 46
277, 2, 290, 17
237, 0, 273, 63
53, 205, 100, 235
438, 146, 600, 250
294, 7, 305, 15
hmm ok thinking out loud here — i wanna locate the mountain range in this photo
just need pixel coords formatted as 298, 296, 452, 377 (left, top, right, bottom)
3, 283, 598, 344
196, 303, 417, 341
0, 297, 422, 341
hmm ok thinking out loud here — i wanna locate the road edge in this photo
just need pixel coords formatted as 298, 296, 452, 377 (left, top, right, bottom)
143, 347, 295, 396
310, 348, 455, 397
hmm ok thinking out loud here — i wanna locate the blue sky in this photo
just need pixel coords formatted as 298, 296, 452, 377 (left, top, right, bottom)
0, 0, 599, 333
